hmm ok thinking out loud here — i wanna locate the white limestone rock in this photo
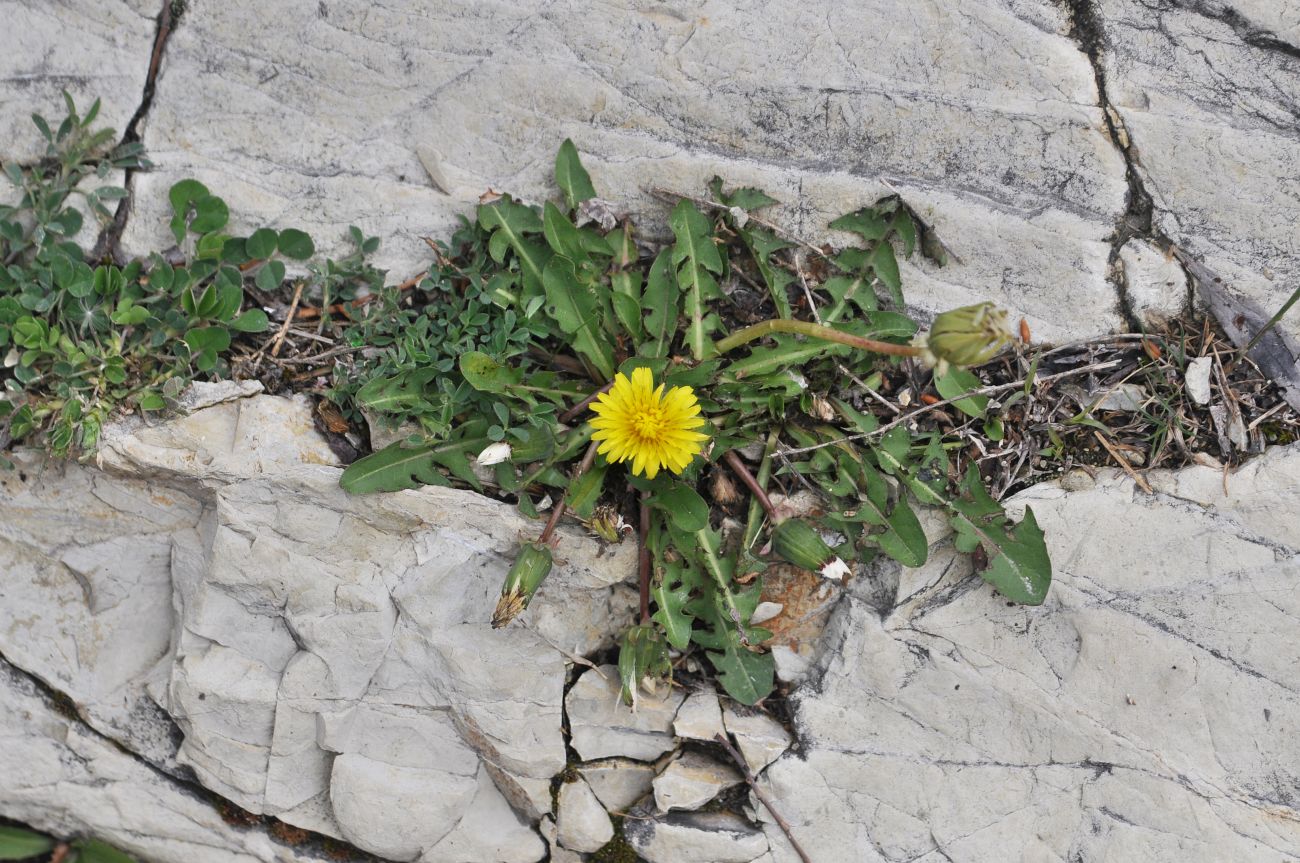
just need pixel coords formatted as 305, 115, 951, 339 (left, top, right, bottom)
566, 665, 684, 762
0, 0, 155, 165
97, 392, 340, 483
1119, 239, 1188, 327
578, 758, 656, 814
0, 392, 637, 860
757, 444, 1300, 862
652, 751, 742, 813
1095, 0, 1300, 342
1185, 356, 1214, 406
419, 765, 545, 863
624, 808, 769, 863
673, 688, 725, 742
0, 448, 199, 767
122, 0, 1128, 341
536, 816, 583, 863
770, 644, 813, 685
720, 705, 792, 775
178, 379, 266, 412
0, 662, 321, 863
556, 777, 614, 853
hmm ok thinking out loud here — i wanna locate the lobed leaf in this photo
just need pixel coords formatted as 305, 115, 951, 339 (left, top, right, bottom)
541, 255, 615, 380
669, 199, 723, 360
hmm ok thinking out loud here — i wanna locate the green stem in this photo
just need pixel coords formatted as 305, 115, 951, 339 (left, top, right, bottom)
741, 428, 781, 553
715, 318, 925, 358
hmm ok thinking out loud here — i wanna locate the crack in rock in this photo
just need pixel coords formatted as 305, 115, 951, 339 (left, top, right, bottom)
756, 446, 1300, 862
1060, 0, 1160, 332
94, 0, 181, 262
0, 652, 382, 863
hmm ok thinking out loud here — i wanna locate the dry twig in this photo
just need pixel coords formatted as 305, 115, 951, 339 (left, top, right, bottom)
713, 733, 813, 863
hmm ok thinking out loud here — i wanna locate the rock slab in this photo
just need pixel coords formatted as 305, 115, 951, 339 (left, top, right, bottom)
0, 661, 319, 863
566, 664, 684, 762
116, 0, 1140, 341
0, 393, 636, 862
758, 444, 1300, 862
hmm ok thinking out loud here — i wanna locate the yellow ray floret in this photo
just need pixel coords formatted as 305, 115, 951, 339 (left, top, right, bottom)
588, 367, 709, 479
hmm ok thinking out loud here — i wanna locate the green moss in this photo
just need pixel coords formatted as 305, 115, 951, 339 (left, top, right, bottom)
588, 816, 645, 863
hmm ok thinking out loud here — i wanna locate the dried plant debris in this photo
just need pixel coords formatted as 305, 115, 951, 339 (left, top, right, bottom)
1174, 246, 1300, 412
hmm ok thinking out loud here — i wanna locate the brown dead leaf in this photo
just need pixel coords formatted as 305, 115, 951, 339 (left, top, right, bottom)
758, 563, 838, 651
316, 400, 350, 434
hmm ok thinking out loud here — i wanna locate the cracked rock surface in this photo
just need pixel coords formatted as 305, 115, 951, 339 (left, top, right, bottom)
112, 0, 1138, 341
6, 2, 1298, 340
0, 661, 332, 863
757, 443, 1300, 862
1090, 0, 1300, 340
0, 393, 635, 862
2, 398, 1299, 863
0, 0, 155, 164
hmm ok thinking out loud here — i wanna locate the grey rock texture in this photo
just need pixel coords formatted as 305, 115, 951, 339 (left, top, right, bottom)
5, 1, 1298, 345
672, 688, 725, 742
578, 758, 657, 814
0, 662, 322, 863
757, 444, 1300, 862
0, 392, 636, 862
652, 751, 742, 813
720, 704, 791, 775
1119, 238, 1190, 326
116, 0, 1138, 341
555, 777, 614, 852
4, 397, 1300, 862
0, 0, 155, 164
625, 808, 770, 863
566, 664, 684, 761
1093, 0, 1300, 339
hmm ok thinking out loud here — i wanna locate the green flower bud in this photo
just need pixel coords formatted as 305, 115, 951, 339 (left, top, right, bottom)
492, 541, 554, 629
922, 302, 1013, 372
771, 519, 851, 581
618, 623, 672, 708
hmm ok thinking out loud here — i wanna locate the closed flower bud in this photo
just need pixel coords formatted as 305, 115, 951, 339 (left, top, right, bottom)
492, 541, 553, 628
618, 623, 672, 709
921, 302, 1013, 373
771, 519, 850, 581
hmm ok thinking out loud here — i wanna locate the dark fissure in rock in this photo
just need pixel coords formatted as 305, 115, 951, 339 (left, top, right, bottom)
1059, 0, 1163, 331
92, 0, 181, 263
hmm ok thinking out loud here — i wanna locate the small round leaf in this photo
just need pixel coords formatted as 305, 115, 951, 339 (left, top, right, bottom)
277, 228, 315, 260
246, 227, 279, 259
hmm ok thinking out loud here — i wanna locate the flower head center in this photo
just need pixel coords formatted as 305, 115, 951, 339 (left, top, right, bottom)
632, 406, 667, 440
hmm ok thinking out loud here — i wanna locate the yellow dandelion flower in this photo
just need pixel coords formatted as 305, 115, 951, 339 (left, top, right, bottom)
589, 367, 709, 479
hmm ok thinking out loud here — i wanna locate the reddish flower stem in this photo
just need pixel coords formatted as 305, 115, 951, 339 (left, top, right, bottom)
559, 380, 613, 425
723, 449, 776, 520
537, 442, 599, 545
